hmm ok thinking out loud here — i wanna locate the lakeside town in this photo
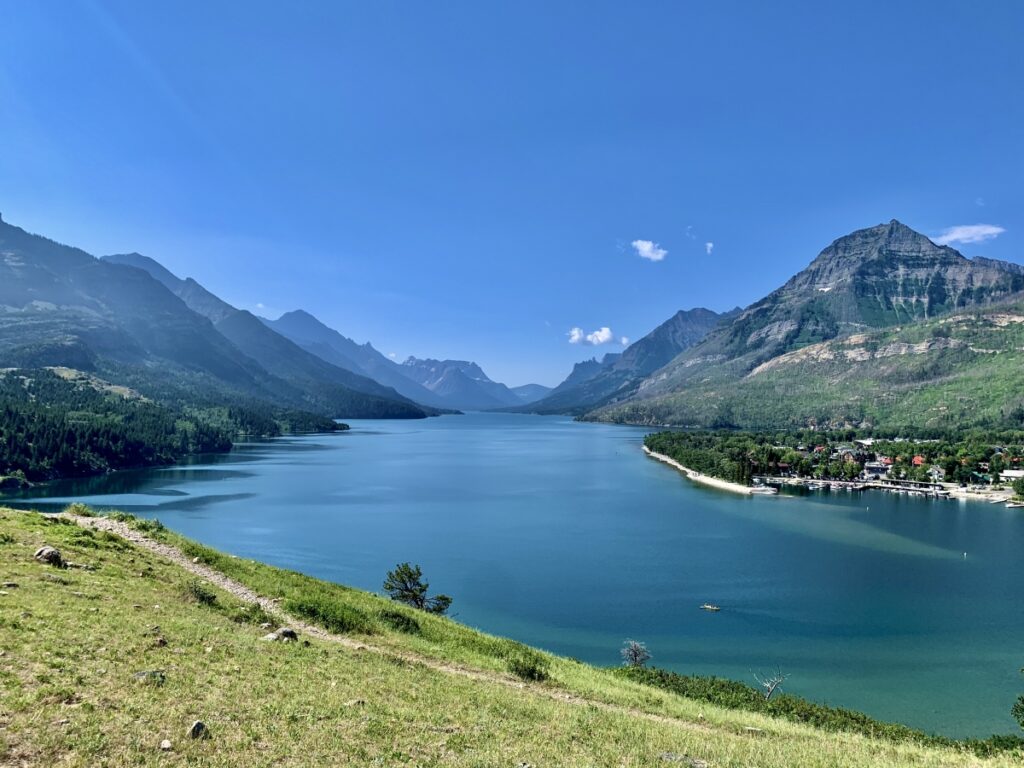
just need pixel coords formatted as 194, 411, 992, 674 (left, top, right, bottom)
644, 431, 1024, 505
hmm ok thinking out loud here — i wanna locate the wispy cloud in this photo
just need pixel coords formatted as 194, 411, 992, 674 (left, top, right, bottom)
568, 326, 616, 345
975, 197, 986, 207
932, 224, 1005, 246
388, 352, 397, 359
705, 242, 714, 255
632, 239, 667, 262
620, 336, 630, 346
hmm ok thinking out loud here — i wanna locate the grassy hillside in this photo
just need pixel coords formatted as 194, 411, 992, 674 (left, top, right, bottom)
1, 508, 1020, 767
592, 303, 1024, 431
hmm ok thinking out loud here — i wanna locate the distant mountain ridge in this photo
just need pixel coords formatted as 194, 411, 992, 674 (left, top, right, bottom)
265, 310, 545, 411
526, 307, 729, 414
509, 383, 552, 404
101, 253, 432, 417
262, 310, 453, 409
0, 213, 427, 419
397, 357, 523, 410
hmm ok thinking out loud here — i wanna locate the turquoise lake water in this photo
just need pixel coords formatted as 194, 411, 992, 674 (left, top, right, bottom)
6, 412, 1024, 737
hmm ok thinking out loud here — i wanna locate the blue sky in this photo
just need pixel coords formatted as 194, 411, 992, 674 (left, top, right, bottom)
1, 1, 1021, 386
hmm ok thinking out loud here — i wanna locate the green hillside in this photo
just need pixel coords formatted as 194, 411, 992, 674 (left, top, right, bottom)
1, 507, 1021, 767
592, 302, 1024, 431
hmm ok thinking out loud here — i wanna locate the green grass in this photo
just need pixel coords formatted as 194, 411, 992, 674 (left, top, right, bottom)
618, 668, 1024, 757
1, 506, 1022, 767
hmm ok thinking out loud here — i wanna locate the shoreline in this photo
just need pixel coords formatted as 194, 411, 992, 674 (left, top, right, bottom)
948, 487, 1014, 503
642, 445, 754, 495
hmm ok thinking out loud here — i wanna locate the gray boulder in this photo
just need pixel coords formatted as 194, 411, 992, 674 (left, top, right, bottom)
34, 546, 64, 567
262, 627, 298, 642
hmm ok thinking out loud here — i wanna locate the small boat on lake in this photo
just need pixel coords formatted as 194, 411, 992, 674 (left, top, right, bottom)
700, 603, 721, 612
751, 486, 778, 495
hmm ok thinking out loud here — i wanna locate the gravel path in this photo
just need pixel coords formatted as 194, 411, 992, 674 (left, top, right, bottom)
66, 513, 712, 736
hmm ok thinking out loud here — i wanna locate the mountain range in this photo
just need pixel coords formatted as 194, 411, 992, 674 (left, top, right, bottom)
573, 220, 1024, 431
0, 213, 538, 421
262, 311, 551, 410
5, 212, 1024, 433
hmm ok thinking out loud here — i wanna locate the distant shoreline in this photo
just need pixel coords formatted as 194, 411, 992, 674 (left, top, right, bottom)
642, 445, 753, 495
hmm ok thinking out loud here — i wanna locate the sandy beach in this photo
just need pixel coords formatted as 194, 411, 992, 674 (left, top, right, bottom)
642, 445, 754, 495
947, 487, 1014, 503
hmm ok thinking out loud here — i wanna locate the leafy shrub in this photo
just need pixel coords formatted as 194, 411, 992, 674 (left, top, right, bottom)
228, 602, 275, 626
379, 609, 421, 635
506, 648, 550, 682
132, 517, 165, 534
63, 502, 95, 517
0, 532, 14, 544
284, 593, 373, 635
184, 579, 218, 606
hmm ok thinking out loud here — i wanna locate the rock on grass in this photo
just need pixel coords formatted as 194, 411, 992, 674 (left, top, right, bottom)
34, 545, 64, 567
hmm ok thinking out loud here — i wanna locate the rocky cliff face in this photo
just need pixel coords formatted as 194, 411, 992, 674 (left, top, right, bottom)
642, 220, 1024, 397
768, 219, 1020, 327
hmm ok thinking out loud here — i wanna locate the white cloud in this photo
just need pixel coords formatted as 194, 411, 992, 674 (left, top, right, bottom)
932, 224, 1005, 246
632, 239, 667, 262
256, 302, 265, 309
685, 225, 696, 240
568, 326, 616, 345
620, 336, 630, 346
388, 352, 397, 359
705, 242, 714, 255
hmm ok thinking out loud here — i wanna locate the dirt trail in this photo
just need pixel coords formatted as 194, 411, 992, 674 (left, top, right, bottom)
67, 514, 712, 736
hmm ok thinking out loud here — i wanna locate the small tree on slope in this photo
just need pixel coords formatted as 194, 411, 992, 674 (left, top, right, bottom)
621, 639, 651, 668
383, 562, 452, 615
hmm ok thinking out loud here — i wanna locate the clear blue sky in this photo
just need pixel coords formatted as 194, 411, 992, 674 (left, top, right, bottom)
1, 1, 1021, 386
